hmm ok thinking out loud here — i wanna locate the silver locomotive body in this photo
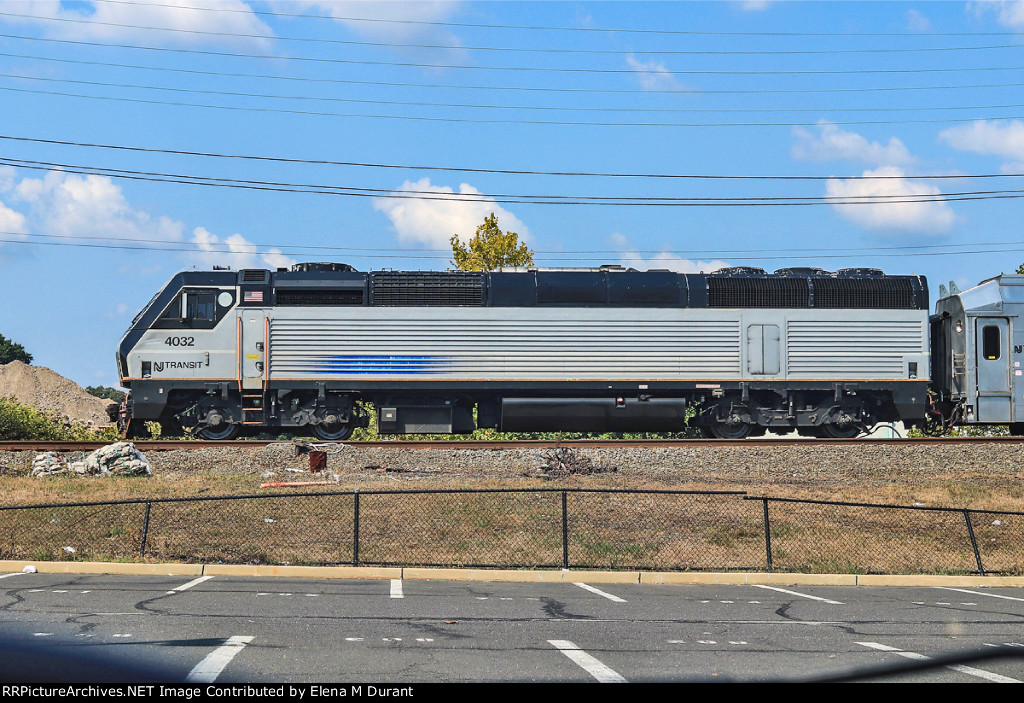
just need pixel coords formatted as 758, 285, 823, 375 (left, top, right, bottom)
117, 264, 930, 439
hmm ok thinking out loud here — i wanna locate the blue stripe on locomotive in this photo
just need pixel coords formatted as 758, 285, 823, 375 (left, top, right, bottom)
303, 355, 452, 374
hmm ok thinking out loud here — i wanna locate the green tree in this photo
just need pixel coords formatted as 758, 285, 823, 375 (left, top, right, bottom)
450, 212, 534, 272
0, 334, 32, 364
85, 386, 126, 402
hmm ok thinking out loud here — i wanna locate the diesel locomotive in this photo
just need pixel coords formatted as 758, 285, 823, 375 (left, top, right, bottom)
114, 262, 1013, 439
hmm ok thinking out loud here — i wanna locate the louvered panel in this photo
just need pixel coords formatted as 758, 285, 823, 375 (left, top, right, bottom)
269, 317, 740, 379
787, 320, 925, 377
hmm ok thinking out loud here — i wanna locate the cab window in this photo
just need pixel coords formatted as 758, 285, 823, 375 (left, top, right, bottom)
155, 288, 228, 329
184, 292, 216, 322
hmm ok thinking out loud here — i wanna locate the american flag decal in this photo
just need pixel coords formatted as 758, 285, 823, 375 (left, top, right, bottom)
243, 290, 264, 303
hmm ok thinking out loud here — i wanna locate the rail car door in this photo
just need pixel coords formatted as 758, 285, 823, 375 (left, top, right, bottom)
975, 317, 1011, 422
238, 311, 267, 390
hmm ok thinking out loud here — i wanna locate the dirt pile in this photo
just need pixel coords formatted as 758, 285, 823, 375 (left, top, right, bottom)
0, 361, 113, 426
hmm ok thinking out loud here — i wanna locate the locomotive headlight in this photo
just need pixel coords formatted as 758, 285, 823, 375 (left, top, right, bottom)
956, 319, 964, 334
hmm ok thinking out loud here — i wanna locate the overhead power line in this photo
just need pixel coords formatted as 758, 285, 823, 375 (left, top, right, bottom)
8, 33, 1024, 77
9, 72, 1024, 117
3, 229, 1024, 263
12, 50, 1024, 97
5, 10, 1024, 56
5, 83, 1024, 128
7, 228, 1024, 258
77, 0, 1024, 37
2, 133, 1023, 182
4, 155, 1024, 207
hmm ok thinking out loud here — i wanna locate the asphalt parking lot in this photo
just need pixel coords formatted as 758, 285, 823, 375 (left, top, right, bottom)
1, 570, 1022, 683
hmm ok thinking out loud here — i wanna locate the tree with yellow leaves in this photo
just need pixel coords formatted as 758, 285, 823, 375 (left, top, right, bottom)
450, 212, 534, 272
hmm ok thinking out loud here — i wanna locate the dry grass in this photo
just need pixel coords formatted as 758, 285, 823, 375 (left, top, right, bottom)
1, 468, 1022, 574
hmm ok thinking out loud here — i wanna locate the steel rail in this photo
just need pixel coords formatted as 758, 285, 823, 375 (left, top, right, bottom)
1, 436, 1023, 451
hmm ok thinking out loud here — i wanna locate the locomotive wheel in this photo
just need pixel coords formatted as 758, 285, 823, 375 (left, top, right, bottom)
819, 422, 861, 439
312, 422, 354, 441
705, 419, 753, 440
197, 423, 240, 440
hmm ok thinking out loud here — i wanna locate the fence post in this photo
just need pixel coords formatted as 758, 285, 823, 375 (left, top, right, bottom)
561, 491, 569, 570
139, 502, 151, 558
353, 490, 360, 567
762, 498, 773, 571
963, 509, 985, 576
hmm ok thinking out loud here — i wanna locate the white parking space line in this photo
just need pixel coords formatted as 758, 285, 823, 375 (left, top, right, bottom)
751, 585, 844, 605
185, 636, 254, 683
0, 573, 22, 580
390, 579, 403, 599
857, 642, 1021, 683
573, 583, 626, 603
548, 640, 627, 683
934, 587, 1024, 603
167, 575, 214, 595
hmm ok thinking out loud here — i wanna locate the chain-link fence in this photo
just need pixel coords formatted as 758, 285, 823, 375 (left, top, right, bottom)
0, 489, 1021, 574
750, 497, 1024, 575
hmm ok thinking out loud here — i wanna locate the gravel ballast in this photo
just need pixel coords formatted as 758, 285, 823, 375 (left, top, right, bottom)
1, 441, 1022, 489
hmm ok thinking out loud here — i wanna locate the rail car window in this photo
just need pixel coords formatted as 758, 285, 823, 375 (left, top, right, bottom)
983, 325, 1001, 360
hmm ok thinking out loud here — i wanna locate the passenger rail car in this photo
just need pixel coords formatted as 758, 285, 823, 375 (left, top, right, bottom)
116, 263, 948, 439
930, 275, 1024, 435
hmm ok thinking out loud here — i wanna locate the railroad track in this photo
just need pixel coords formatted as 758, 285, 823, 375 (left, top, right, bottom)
2, 436, 1021, 451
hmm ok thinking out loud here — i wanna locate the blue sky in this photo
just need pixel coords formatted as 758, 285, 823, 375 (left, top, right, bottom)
3, 0, 1024, 388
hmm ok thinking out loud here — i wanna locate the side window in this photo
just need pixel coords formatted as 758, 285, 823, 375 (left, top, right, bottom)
982, 325, 1001, 360
186, 293, 216, 322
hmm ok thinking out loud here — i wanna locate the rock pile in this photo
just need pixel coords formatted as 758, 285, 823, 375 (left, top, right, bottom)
30, 451, 65, 476
31, 442, 151, 477
0, 360, 113, 427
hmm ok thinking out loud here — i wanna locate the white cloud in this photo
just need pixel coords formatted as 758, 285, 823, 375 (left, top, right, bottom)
274, 1, 461, 37
271, 1, 466, 60
939, 119, 1024, 170
906, 9, 932, 31
610, 233, 730, 273
0, 200, 26, 231
739, 0, 774, 10
0, 199, 27, 253
190, 226, 295, 270
0, 166, 16, 193
103, 302, 132, 320
372, 178, 528, 249
12, 169, 185, 242
6, 0, 273, 47
825, 167, 956, 234
625, 54, 684, 91
970, 1, 1024, 29
792, 122, 916, 166
2, 167, 287, 268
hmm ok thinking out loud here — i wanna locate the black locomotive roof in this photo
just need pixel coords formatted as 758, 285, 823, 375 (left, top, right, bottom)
258, 264, 928, 310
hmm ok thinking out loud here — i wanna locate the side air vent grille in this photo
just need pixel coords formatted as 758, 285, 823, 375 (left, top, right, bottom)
275, 288, 364, 306
812, 277, 917, 309
371, 271, 484, 306
708, 277, 810, 308
240, 269, 268, 282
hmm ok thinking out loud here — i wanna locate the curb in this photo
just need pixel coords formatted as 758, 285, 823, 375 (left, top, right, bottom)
2, 560, 1023, 587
